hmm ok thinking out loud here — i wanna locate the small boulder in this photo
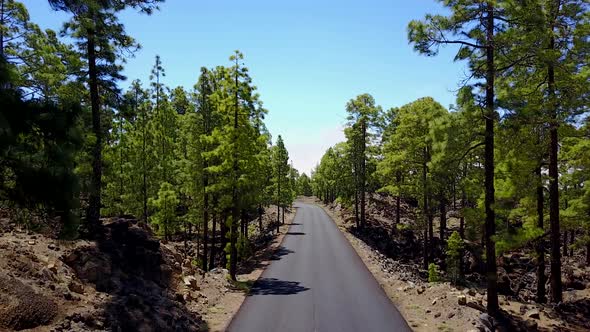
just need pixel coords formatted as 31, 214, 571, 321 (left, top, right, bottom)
62, 251, 78, 264
27, 240, 36, 245
174, 293, 186, 304
41, 268, 58, 282
458, 295, 467, 305
182, 292, 193, 302
525, 309, 540, 320
466, 300, 486, 312
63, 291, 73, 301
210, 267, 228, 275
447, 312, 455, 319
68, 281, 84, 294
47, 263, 58, 274
183, 276, 199, 291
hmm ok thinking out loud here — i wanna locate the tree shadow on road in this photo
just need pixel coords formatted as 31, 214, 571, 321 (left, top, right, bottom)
285, 232, 305, 236
248, 278, 310, 296
269, 246, 295, 261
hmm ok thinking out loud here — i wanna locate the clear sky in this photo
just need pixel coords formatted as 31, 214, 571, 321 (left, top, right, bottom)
22, 0, 466, 175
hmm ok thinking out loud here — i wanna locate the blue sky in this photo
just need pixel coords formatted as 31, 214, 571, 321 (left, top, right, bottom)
22, 0, 466, 175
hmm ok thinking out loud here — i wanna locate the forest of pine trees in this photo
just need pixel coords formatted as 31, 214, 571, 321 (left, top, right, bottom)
1, 0, 589, 325
0, 0, 306, 281
312, 0, 589, 316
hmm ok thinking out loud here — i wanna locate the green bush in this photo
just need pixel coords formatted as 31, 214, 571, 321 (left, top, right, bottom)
148, 182, 179, 239
446, 231, 464, 284
428, 263, 441, 283
237, 234, 252, 259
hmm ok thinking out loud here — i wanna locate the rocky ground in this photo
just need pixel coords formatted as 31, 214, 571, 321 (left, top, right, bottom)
308, 195, 590, 332
0, 206, 296, 332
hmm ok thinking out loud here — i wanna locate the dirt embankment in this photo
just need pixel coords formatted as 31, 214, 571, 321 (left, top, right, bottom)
308, 195, 590, 332
0, 205, 296, 332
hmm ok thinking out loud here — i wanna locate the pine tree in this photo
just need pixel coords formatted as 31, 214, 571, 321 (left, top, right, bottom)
149, 182, 179, 239
274, 135, 289, 231
379, 97, 447, 270
408, 0, 512, 314
0, 56, 82, 236
297, 173, 313, 196
49, 0, 162, 237
345, 94, 380, 229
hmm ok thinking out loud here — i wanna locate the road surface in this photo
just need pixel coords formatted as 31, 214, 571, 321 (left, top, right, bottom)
227, 202, 411, 332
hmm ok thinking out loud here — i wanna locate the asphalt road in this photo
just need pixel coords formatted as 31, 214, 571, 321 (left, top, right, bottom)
227, 202, 411, 332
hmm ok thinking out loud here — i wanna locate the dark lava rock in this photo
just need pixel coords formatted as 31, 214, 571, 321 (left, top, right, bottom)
0, 272, 57, 330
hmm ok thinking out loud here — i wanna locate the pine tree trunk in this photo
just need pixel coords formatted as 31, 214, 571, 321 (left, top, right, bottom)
586, 242, 590, 265
258, 204, 263, 233
229, 60, 240, 281
86, 26, 102, 237
459, 211, 465, 278
230, 208, 237, 279
422, 151, 430, 268
119, 116, 124, 215
547, 34, 562, 303
427, 209, 433, 258
536, 166, 546, 303
439, 198, 447, 271
142, 107, 148, 223
244, 211, 249, 240
423, 229, 428, 270
453, 179, 457, 210
209, 208, 217, 270
354, 189, 360, 228
459, 167, 467, 280
277, 168, 281, 233
195, 222, 200, 261
240, 213, 245, 238
0, 0, 5, 58
202, 168, 209, 271
484, 1, 499, 315
282, 206, 285, 224
183, 219, 188, 258
220, 213, 227, 269
439, 198, 446, 242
